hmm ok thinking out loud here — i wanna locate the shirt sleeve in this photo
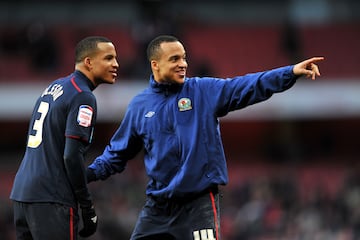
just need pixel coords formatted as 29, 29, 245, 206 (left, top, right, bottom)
65, 91, 97, 143
88, 104, 143, 180
200, 65, 298, 117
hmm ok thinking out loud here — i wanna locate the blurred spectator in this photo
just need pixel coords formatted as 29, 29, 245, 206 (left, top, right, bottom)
262, 122, 304, 164
0, 199, 14, 240
191, 60, 213, 77
25, 21, 60, 73
280, 17, 303, 64
0, 27, 26, 57
129, 0, 184, 79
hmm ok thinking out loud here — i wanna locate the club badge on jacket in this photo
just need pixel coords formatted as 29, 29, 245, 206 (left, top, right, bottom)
178, 98, 192, 111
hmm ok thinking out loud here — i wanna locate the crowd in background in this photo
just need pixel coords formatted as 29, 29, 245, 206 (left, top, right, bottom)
86, 161, 360, 240
1, 153, 360, 240
1, 0, 360, 82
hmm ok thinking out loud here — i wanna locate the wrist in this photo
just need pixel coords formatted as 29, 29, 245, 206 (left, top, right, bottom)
87, 168, 97, 183
75, 188, 93, 209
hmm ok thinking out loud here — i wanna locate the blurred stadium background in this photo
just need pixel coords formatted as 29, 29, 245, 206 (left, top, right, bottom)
1, 0, 360, 239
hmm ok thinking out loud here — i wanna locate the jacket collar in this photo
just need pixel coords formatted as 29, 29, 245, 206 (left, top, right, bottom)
149, 75, 183, 94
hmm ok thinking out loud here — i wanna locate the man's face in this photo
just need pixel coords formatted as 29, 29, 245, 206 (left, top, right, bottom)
90, 42, 119, 85
153, 41, 188, 84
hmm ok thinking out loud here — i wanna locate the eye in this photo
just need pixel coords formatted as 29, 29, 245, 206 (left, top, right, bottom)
169, 56, 178, 62
105, 55, 115, 61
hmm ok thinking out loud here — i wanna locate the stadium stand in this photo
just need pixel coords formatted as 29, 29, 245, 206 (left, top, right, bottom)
1, 22, 359, 82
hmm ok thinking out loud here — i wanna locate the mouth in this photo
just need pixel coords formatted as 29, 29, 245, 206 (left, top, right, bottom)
110, 71, 117, 78
177, 70, 186, 78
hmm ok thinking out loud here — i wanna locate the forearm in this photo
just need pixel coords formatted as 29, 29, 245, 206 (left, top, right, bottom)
64, 137, 93, 208
255, 65, 298, 92
86, 151, 127, 182
86, 121, 143, 182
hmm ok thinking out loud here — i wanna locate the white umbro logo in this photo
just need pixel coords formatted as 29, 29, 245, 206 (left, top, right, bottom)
145, 111, 155, 118
193, 229, 215, 240
91, 216, 97, 223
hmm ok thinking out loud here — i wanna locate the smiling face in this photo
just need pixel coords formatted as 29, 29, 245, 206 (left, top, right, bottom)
87, 42, 119, 86
151, 41, 188, 84
76, 39, 119, 87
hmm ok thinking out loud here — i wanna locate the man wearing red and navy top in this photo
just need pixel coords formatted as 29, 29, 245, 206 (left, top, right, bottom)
10, 36, 119, 240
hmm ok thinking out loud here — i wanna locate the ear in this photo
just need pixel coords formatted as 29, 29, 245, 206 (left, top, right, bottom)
84, 57, 92, 69
151, 60, 158, 71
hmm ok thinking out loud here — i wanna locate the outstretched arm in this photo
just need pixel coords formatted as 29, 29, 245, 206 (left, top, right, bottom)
293, 57, 324, 80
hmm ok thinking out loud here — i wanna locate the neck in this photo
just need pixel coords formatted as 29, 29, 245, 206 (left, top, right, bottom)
75, 66, 97, 87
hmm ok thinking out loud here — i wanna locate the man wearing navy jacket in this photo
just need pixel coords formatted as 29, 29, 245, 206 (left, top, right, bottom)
10, 36, 119, 239
87, 35, 323, 240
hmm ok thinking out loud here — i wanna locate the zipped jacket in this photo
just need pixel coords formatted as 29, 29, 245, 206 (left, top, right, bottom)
89, 66, 297, 199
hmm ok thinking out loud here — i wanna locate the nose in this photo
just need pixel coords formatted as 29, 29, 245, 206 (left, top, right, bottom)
113, 59, 119, 68
179, 59, 187, 68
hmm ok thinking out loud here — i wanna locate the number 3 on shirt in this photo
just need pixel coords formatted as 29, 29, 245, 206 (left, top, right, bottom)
27, 101, 49, 148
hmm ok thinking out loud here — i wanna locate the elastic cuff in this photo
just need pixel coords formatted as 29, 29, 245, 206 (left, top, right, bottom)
86, 168, 97, 183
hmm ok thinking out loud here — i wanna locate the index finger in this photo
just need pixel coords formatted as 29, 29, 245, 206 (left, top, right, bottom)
306, 57, 325, 64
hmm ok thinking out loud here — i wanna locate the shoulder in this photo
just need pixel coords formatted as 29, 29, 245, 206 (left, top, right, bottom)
183, 76, 225, 91
128, 88, 150, 107
73, 91, 96, 102
185, 76, 223, 84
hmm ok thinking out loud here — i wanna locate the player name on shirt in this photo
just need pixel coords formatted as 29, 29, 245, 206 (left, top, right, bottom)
41, 83, 64, 101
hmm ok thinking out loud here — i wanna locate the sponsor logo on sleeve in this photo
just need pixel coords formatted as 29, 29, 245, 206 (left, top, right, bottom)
77, 105, 93, 127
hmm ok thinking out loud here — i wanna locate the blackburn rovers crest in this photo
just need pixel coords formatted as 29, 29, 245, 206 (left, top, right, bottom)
178, 98, 192, 111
